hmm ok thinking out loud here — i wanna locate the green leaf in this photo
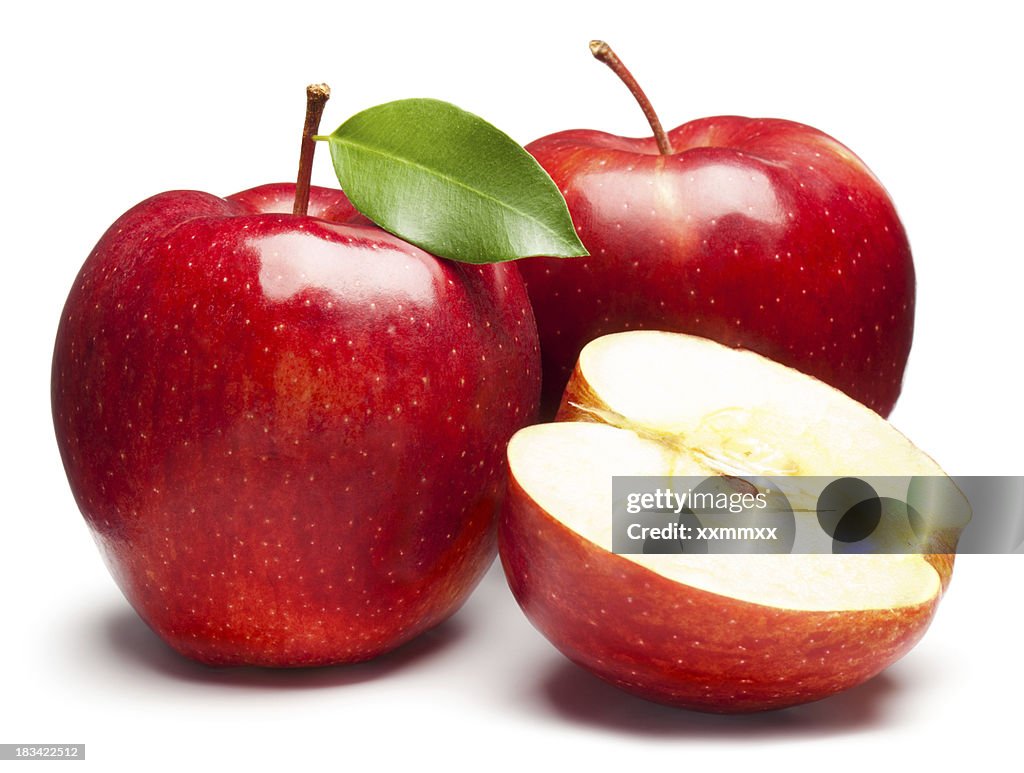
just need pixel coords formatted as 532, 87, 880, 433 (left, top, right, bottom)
319, 98, 588, 264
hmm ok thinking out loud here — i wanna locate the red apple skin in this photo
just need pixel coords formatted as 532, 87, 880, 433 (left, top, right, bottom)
520, 118, 914, 417
52, 183, 541, 666
499, 474, 939, 713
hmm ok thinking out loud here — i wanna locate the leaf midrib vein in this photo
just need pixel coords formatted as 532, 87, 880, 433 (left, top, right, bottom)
335, 136, 571, 246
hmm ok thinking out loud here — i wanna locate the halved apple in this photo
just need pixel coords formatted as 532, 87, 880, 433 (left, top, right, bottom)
499, 331, 961, 713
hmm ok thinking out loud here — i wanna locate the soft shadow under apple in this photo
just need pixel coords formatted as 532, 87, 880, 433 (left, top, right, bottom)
535, 657, 908, 738
101, 606, 468, 690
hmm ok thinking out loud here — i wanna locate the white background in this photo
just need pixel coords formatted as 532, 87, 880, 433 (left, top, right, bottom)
2, 1, 1022, 769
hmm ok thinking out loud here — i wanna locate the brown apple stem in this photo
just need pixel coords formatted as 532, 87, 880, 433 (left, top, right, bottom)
589, 40, 672, 155
293, 83, 331, 216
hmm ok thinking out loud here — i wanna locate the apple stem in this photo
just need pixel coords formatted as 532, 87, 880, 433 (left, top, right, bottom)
293, 83, 331, 216
589, 40, 672, 155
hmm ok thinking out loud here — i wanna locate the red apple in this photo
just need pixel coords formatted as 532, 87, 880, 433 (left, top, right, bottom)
519, 41, 913, 417
52, 181, 541, 666
500, 332, 957, 712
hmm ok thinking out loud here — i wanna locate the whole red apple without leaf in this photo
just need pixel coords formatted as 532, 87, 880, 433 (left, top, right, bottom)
520, 41, 913, 417
52, 175, 541, 666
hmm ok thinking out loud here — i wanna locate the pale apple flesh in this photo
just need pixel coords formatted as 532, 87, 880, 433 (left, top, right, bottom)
500, 332, 955, 712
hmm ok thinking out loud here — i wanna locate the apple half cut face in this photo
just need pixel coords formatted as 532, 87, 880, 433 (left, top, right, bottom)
499, 331, 955, 713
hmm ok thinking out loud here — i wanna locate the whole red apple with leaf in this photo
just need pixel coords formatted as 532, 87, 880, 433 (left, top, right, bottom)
52, 87, 585, 666
520, 41, 914, 417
